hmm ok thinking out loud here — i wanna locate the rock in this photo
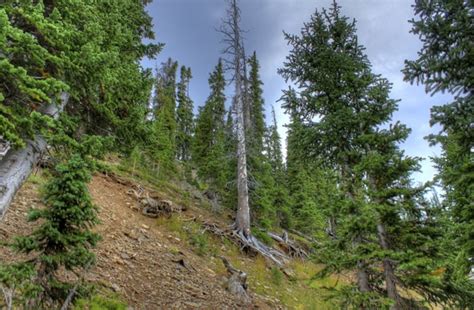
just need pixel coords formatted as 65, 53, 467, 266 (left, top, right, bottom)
183, 301, 201, 308
111, 283, 120, 292
141, 224, 150, 230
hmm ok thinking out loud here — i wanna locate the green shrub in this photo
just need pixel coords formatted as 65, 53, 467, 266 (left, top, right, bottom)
74, 293, 127, 310
270, 267, 283, 286
190, 233, 209, 256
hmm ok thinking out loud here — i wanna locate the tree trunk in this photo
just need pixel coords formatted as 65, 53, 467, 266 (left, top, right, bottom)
341, 163, 371, 294
357, 261, 371, 292
226, 0, 251, 236
0, 92, 69, 218
377, 222, 402, 309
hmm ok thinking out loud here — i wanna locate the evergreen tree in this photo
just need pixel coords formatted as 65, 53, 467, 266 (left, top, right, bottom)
279, 2, 378, 298
224, 107, 238, 209
176, 66, 194, 161
247, 52, 266, 154
285, 99, 328, 236
152, 59, 178, 167
8, 154, 99, 307
279, 2, 469, 307
192, 61, 227, 196
403, 0, 474, 269
0, 1, 161, 152
265, 106, 284, 174
242, 51, 277, 228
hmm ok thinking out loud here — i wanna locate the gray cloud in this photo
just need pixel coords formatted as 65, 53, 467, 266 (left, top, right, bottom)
143, 0, 450, 184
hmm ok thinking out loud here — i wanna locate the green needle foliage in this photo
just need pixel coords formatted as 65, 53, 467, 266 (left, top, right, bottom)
279, 1, 471, 308
4, 154, 100, 308
0, 1, 161, 152
192, 60, 228, 198
176, 66, 194, 162
404, 0, 474, 269
151, 58, 179, 169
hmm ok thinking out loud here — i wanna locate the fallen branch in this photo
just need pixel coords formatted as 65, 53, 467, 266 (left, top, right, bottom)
0, 93, 69, 219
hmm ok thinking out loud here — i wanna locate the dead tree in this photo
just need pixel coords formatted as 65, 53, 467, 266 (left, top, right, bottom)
218, 0, 288, 266
0, 92, 69, 219
219, 0, 251, 237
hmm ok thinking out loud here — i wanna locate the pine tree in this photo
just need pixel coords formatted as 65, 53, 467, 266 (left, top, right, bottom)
224, 107, 238, 209
403, 0, 474, 270
192, 60, 227, 196
176, 66, 194, 161
247, 52, 266, 154
242, 51, 277, 228
152, 58, 178, 167
279, 2, 378, 297
0, 1, 161, 152
279, 2, 469, 307
265, 106, 284, 174
9, 154, 100, 307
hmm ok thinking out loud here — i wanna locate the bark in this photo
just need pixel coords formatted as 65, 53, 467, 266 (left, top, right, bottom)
0, 93, 69, 218
357, 261, 371, 293
377, 222, 402, 309
224, 0, 250, 236
341, 163, 371, 294
369, 175, 402, 309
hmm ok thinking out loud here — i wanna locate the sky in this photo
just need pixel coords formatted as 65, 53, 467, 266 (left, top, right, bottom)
142, 0, 452, 185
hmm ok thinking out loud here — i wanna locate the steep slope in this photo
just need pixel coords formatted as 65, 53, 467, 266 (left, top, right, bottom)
0, 172, 281, 309
1, 169, 340, 309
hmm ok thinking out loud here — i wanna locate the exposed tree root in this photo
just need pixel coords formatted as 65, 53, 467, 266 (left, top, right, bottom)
202, 222, 288, 266
231, 228, 288, 266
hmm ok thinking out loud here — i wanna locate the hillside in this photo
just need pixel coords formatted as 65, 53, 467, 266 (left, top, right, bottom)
1, 1, 472, 308
0, 166, 338, 309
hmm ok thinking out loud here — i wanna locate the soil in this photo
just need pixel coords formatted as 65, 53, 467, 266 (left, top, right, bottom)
0, 173, 278, 309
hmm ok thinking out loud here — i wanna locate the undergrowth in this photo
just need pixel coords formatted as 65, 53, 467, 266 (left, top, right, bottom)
101, 155, 346, 309
154, 214, 343, 309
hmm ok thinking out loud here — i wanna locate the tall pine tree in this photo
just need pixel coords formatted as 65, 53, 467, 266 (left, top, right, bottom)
176, 66, 194, 162
152, 58, 178, 167
192, 60, 227, 197
403, 0, 474, 271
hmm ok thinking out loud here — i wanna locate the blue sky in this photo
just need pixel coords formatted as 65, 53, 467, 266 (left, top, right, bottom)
142, 0, 452, 184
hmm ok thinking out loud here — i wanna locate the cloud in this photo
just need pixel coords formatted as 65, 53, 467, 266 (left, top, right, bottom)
145, 0, 446, 183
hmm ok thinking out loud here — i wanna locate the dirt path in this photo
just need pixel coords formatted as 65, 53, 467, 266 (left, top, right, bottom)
0, 173, 275, 309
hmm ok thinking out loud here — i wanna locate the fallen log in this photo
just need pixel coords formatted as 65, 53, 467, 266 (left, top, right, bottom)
268, 231, 309, 259
0, 93, 69, 219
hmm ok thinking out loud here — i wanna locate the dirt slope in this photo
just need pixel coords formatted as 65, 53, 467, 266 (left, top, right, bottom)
0, 173, 277, 309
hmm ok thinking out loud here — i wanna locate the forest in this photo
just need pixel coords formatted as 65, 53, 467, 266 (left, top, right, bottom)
0, 0, 472, 309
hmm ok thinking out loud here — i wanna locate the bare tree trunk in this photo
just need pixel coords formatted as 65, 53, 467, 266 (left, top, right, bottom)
0, 93, 69, 218
222, 0, 251, 236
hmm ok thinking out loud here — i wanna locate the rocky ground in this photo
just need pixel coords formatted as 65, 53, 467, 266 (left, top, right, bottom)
0, 172, 279, 309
